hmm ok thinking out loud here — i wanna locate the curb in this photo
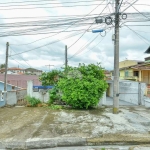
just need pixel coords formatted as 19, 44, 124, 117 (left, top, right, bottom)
1, 137, 87, 149
1, 136, 150, 149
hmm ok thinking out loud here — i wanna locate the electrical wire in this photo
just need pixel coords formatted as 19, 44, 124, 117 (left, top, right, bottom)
0, 3, 107, 10
9, 56, 29, 69
68, 34, 100, 59
9, 0, 106, 45
125, 25, 150, 45
9, 31, 85, 56
0, 0, 103, 7
0, 0, 104, 5
9, 46, 32, 68
68, 1, 109, 50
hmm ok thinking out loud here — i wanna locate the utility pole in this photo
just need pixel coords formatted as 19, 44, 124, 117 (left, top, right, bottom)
65, 45, 68, 69
4, 42, 9, 91
45, 64, 54, 71
113, 0, 120, 114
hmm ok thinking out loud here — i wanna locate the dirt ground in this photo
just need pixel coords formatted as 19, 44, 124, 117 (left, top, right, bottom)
0, 106, 150, 144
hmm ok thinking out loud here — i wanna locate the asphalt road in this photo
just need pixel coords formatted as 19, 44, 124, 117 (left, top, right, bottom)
32, 145, 129, 150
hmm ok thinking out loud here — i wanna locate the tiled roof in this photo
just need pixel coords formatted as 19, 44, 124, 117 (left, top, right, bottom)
8, 67, 24, 70
120, 62, 150, 70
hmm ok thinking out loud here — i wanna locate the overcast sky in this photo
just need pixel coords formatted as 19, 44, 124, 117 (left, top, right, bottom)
0, 0, 150, 71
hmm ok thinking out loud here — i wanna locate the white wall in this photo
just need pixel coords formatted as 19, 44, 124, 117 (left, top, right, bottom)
27, 81, 50, 103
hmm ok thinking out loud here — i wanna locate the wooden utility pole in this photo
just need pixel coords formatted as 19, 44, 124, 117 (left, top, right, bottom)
45, 64, 54, 71
4, 42, 9, 91
113, 0, 120, 114
65, 45, 68, 69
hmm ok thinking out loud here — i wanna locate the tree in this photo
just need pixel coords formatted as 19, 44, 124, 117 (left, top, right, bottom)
0, 64, 6, 69
39, 70, 61, 85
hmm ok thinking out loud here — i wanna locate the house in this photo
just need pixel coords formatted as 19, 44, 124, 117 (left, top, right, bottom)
104, 70, 112, 80
0, 67, 25, 75
119, 59, 150, 84
25, 68, 42, 75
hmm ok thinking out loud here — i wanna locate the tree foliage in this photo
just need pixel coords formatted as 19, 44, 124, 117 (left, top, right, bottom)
0, 63, 6, 69
39, 70, 60, 85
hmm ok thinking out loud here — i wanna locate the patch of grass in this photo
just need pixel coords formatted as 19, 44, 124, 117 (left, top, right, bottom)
49, 104, 62, 110
25, 95, 41, 107
101, 148, 105, 150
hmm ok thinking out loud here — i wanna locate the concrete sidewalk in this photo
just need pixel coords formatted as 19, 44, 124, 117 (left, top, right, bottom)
0, 106, 150, 149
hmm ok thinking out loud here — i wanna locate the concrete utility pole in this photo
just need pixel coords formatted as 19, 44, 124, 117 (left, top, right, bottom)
45, 64, 54, 71
113, 0, 120, 114
65, 45, 68, 69
4, 42, 9, 91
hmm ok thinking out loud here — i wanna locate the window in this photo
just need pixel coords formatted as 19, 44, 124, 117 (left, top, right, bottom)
134, 71, 139, 77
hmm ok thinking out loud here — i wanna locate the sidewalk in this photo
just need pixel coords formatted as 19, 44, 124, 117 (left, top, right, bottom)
0, 106, 150, 149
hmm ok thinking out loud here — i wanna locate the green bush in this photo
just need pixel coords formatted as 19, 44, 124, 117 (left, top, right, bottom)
57, 63, 108, 109
48, 85, 61, 105
25, 96, 41, 107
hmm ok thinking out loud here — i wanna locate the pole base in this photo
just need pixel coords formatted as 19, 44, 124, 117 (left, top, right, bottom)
113, 107, 119, 114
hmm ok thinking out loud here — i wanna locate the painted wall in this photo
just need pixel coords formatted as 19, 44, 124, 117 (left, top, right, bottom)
119, 60, 138, 69
0, 81, 20, 91
142, 70, 150, 84
119, 69, 138, 81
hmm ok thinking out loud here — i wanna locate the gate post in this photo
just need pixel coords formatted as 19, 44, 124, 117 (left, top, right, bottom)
138, 82, 141, 105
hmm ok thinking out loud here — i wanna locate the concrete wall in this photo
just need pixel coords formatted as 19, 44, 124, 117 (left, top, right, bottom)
108, 80, 146, 105
7, 91, 17, 105
0, 89, 27, 107
27, 81, 50, 103
27, 81, 107, 105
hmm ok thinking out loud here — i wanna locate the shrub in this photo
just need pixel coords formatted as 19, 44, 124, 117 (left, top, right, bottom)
57, 63, 108, 109
25, 96, 41, 107
48, 85, 62, 105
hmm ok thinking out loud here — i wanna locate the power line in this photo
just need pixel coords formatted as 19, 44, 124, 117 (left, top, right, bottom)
78, 28, 113, 57
68, 1, 109, 50
68, 34, 100, 59
9, 31, 85, 56
9, 46, 32, 67
125, 25, 150, 45
0, 3, 107, 10
9, 56, 28, 68
0, 0, 103, 7
9, 0, 106, 45
0, 0, 103, 5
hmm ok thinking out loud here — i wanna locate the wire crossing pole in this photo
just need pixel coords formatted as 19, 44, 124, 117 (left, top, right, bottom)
113, 0, 120, 114
4, 42, 9, 91
65, 45, 68, 69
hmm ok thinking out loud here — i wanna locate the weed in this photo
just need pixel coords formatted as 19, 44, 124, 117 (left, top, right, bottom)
49, 104, 62, 110
25, 95, 41, 107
